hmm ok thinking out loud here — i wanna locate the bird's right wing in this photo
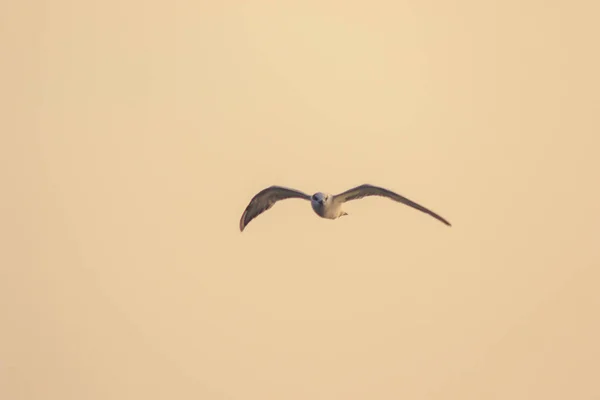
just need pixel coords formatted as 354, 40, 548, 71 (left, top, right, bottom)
239, 186, 311, 231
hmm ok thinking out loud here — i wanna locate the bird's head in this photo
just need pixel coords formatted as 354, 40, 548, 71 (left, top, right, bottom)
311, 192, 329, 206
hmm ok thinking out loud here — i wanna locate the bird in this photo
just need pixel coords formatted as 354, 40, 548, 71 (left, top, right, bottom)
239, 183, 451, 232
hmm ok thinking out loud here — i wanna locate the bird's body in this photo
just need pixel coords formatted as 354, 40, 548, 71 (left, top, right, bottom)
309, 192, 347, 219
239, 184, 451, 232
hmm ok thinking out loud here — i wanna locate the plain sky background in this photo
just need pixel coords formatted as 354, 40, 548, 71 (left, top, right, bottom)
2, 1, 599, 399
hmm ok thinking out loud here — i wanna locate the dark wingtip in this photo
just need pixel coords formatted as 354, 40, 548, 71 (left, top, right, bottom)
239, 212, 247, 232
437, 216, 452, 226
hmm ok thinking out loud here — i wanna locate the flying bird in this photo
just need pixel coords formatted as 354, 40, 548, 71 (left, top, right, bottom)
239, 184, 451, 232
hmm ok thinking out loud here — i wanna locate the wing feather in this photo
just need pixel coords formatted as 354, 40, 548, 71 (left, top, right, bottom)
333, 184, 451, 226
239, 186, 311, 231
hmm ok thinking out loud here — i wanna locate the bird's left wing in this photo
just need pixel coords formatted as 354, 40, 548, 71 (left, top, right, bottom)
333, 184, 451, 226
239, 186, 311, 232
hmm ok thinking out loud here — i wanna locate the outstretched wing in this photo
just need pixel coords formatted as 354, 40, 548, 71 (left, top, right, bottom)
239, 186, 311, 231
333, 184, 451, 226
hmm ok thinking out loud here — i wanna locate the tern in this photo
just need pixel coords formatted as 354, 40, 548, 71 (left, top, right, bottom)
239, 184, 451, 232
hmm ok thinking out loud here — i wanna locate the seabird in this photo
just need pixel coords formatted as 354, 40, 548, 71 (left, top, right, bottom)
239, 184, 451, 232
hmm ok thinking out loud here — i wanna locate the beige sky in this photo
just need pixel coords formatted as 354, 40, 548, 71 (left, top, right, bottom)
2, 1, 599, 399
